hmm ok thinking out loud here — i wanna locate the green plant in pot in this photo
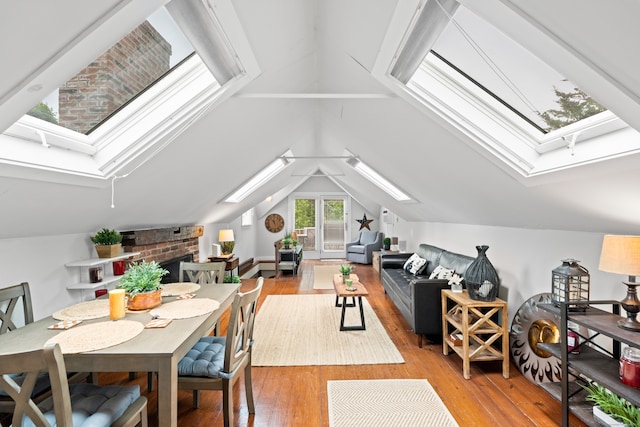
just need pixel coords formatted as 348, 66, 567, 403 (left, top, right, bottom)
583, 382, 640, 426
283, 234, 293, 249
223, 275, 241, 284
90, 228, 123, 258
339, 264, 354, 282
383, 237, 391, 250
118, 260, 168, 310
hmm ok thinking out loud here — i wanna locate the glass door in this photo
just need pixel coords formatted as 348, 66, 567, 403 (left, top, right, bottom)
293, 198, 317, 255
320, 197, 347, 258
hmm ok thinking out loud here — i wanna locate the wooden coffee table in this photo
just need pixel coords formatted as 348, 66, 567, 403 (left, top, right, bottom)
332, 273, 369, 331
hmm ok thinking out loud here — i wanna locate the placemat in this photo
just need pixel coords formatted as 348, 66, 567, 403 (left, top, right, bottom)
45, 320, 144, 354
52, 299, 110, 321
149, 298, 220, 319
161, 282, 201, 297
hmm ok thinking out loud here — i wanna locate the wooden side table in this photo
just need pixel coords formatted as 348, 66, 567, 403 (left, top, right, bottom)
332, 273, 369, 331
441, 289, 509, 380
208, 256, 239, 276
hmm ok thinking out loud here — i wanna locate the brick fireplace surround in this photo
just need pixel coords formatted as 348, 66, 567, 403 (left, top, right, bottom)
121, 226, 204, 281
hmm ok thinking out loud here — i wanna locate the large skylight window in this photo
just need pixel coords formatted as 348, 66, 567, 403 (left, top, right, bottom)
424, 4, 606, 136
26, 7, 195, 136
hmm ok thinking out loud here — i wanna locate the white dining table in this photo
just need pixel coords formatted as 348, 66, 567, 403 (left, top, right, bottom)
0, 282, 241, 427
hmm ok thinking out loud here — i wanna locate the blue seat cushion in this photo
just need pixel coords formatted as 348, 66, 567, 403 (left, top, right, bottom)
18, 384, 141, 427
347, 245, 365, 254
178, 336, 226, 378
0, 372, 51, 398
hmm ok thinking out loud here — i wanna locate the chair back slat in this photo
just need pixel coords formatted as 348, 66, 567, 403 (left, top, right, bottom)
0, 282, 34, 335
179, 261, 226, 284
223, 277, 263, 375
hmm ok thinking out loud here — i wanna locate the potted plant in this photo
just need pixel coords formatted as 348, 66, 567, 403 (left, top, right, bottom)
223, 275, 241, 284
283, 233, 293, 249
118, 260, 168, 310
383, 237, 391, 250
583, 382, 640, 426
90, 228, 123, 258
339, 264, 354, 282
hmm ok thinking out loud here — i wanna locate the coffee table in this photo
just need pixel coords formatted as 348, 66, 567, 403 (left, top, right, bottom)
332, 273, 369, 331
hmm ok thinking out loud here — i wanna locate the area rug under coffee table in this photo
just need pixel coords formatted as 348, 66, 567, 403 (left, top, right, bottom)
313, 264, 343, 289
327, 379, 459, 427
252, 294, 404, 366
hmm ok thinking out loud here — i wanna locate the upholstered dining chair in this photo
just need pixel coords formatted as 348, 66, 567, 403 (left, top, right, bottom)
179, 261, 227, 284
177, 277, 263, 427
0, 343, 148, 427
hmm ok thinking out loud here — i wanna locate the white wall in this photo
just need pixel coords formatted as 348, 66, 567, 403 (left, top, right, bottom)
0, 233, 99, 321
396, 220, 621, 324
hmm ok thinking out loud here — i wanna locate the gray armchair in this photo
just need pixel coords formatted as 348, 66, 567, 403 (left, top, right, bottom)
346, 230, 383, 264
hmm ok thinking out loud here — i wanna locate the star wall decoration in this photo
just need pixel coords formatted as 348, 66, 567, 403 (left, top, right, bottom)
356, 214, 373, 230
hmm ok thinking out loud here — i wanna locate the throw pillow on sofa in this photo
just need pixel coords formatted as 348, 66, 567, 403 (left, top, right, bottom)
429, 265, 455, 280
403, 253, 428, 275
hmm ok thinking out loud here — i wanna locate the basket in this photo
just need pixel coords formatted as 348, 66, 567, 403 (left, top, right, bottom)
467, 280, 499, 301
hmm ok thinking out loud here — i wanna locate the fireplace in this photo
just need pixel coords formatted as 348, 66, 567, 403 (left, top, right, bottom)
160, 254, 194, 284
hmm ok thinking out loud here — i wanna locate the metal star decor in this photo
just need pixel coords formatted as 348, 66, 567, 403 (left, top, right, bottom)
356, 214, 373, 230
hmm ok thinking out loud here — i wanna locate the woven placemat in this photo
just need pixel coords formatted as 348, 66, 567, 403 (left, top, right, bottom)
45, 320, 144, 354
149, 298, 220, 319
52, 299, 110, 321
161, 282, 201, 297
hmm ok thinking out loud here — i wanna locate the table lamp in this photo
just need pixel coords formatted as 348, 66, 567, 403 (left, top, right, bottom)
599, 235, 640, 331
218, 229, 235, 255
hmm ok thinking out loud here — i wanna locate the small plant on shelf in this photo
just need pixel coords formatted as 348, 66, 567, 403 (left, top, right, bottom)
383, 237, 391, 250
90, 228, 123, 258
583, 382, 640, 426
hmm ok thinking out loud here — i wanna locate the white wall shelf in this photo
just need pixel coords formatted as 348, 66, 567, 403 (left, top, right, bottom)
65, 252, 140, 292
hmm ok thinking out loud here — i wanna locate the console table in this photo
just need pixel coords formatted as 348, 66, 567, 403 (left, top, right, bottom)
274, 242, 302, 277
207, 255, 239, 276
441, 289, 509, 379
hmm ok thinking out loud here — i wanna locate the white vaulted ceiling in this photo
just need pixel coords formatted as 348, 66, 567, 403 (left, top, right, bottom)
1, 0, 640, 238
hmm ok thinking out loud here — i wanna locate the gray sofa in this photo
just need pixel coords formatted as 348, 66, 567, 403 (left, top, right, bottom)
345, 230, 383, 264
380, 243, 475, 347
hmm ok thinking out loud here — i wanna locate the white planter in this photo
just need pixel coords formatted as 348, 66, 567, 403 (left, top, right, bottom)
593, 406, 627, 427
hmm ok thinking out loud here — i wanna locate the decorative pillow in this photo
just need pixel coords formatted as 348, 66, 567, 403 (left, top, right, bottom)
403, 253, 428, 275
429, 265, 455, 280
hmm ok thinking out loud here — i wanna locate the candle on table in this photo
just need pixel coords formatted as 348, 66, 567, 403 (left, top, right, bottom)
109, 289, 126, 320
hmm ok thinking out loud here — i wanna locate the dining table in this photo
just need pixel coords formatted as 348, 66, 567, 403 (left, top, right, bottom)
0, 281, 241, 427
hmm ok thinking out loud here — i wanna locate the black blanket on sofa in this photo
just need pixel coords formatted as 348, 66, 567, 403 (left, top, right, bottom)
380, 244, 475, 346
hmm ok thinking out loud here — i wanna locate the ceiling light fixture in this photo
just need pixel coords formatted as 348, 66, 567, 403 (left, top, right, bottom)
224, 150, 294, 203
346, 157, 411, 201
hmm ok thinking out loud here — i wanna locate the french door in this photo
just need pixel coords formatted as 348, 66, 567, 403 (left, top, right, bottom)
291, 195, 349, 259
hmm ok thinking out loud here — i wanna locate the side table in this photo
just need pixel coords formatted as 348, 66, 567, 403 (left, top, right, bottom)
441, 289, 509, 379
208, 256, 239, 277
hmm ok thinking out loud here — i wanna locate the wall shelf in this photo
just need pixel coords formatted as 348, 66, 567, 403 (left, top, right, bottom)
65, 252, 140, 292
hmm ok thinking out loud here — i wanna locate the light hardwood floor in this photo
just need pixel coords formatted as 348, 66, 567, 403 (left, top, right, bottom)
102, 260, 586, 426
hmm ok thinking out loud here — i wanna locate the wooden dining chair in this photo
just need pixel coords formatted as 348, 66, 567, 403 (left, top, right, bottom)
0, 282, 92, 415
179, 261, 227, 284
177, 277, 263, 427
0, 343, 148, 427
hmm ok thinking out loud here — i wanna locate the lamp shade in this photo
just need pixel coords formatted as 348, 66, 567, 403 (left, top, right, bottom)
599, 235, 640, 276
218, 229, 235, 242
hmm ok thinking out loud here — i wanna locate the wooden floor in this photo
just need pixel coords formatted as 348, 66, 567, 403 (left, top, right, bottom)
100, 260, 585, 426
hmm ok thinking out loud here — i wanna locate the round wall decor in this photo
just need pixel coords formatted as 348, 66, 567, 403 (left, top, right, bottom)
265, 213, 285, 233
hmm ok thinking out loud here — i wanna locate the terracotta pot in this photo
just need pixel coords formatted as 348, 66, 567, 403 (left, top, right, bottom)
127, 289, 162, 311
95, 243, 122, 259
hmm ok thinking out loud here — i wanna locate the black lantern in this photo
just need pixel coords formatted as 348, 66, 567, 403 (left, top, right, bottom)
552, 259, 590, 310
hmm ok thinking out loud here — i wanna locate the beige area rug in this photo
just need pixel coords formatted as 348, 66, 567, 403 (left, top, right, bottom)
252, 294, 404, 366
313, 264, 343, 289
327, 379, 459, 427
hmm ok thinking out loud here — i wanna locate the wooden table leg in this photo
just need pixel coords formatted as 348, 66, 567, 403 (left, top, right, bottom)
157, 357, 178, 427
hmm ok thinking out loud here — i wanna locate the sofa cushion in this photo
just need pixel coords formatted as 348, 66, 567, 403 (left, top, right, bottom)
429, 265, 455, 280
403, 253, 428, 275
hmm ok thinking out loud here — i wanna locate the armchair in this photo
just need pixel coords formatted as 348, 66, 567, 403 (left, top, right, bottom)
345, 230, 383, 264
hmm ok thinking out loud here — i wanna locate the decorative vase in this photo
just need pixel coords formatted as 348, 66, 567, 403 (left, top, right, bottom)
127, 289, 162, 311
342, 273, 350, 283
465, 245, 500, 301
95, 243, 122, 259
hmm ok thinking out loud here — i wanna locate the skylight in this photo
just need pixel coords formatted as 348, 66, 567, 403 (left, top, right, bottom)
224, 150, 295, 203
26, 7, 195, 136
425, 4, 606, 136
347, 157, 411, 202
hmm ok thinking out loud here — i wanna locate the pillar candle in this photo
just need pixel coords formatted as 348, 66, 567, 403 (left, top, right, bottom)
109, 289, 126, 320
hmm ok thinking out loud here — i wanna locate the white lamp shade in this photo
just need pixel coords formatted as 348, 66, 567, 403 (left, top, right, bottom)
599, 235, 640, 276
218, 229, 235, 242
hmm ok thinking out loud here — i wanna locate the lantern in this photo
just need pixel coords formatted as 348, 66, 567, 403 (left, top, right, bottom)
552, 259, 590, 310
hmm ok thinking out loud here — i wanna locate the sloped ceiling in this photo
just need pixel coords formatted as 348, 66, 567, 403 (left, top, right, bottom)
1, 0, 640, 239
